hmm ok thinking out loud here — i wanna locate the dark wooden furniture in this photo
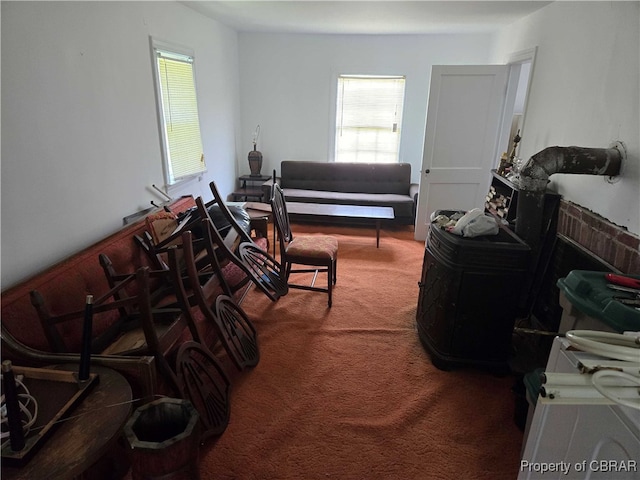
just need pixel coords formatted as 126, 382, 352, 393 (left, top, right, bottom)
270, 183, 339, 307
231, 174, 271, 202
169, 230, 260, 371
1, 365, 132, 480
244, 208, 269, 242
485, 170, 561, 229
416, 223, 530, 371
196, 182, 288, 302
0, 196, 196, 401
103, 230, 237, 440
175, 341, 231, 439
485, 170, 520, 224
287, 202, 394, 248
30, 266, 188, 396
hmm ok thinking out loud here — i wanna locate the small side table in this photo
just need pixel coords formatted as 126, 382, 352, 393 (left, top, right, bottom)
231, 174, 271, 202
2, 365, 132, 480
245, 207, 273, 255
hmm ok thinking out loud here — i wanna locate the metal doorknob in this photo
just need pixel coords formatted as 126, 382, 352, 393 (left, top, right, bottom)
424, 169, 430, 174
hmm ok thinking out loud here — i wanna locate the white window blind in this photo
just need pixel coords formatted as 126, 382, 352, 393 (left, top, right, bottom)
335, 75, 406, 163
154, 48, 206, 185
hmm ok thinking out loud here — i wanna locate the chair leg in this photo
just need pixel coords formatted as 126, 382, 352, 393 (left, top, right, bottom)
327, 261, 333, 308
333, 258, 337, 285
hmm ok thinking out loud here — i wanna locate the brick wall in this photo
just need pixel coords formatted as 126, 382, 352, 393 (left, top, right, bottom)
557, 200, 640, 274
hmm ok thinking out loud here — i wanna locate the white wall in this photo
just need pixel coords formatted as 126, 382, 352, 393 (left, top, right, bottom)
491, 1, 640, 236
6, 1, 635, 289
236, 33, 493, 183
1, 1, 241, 288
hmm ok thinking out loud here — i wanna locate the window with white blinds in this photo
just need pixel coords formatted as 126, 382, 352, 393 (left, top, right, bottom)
153, 45, 206, 185
335, 75, 406, 163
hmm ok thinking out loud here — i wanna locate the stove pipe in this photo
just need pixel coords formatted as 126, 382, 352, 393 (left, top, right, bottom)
515, 144, 624, 247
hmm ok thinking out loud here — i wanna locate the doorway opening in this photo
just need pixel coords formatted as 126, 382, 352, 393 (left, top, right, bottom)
498, 47, 537, 166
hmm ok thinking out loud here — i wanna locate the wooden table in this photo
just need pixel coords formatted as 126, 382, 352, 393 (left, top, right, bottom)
231, 174, 271, 202
2, 365, 132, 480
247, 202, 395, 248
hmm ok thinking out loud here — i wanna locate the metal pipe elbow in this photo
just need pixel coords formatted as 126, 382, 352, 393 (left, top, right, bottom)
518, 144, 624, 192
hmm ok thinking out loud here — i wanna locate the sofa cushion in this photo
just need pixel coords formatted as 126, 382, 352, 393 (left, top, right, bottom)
281, 161, 411, 195
283, 188, 414, 220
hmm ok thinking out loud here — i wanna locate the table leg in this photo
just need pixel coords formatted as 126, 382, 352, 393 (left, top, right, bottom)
376, 220, 381, 248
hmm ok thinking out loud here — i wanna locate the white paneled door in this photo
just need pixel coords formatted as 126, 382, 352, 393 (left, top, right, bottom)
414, 65, 513, 241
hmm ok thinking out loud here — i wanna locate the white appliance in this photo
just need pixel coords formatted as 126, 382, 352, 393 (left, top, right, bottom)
519, 333, 640, 480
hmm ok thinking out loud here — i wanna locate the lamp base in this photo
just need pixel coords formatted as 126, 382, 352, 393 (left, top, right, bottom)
248, 149, 263, 176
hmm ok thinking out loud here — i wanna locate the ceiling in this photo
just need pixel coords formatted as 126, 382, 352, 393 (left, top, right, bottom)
182, 1, 553, 35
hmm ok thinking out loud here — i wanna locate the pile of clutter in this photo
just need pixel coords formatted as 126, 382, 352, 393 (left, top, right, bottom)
431, 208, 499, 238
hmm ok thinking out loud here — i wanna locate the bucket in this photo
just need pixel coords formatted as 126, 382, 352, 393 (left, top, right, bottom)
124, 397, 201, 480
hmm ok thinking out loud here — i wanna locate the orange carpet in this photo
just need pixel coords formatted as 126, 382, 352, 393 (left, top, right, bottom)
196, 223, 524, 479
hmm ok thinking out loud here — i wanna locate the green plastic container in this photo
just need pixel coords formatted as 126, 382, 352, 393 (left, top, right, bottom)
557, 270, 640, 332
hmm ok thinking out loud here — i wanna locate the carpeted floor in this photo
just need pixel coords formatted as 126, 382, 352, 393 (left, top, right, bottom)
197, 222, 524, 479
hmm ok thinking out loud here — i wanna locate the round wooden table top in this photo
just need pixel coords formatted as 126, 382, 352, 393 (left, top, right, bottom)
2, 365, 132, 480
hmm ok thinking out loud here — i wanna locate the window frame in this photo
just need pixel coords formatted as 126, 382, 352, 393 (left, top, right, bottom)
330, 73, 406, 164
150, 37, 206, 186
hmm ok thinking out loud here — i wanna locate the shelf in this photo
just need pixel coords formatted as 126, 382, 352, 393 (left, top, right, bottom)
238, 174, 271, 182
231, 187, 264, 201
490, 170, 519, 190
231, 174, 270, 202
486, 170, 518, 224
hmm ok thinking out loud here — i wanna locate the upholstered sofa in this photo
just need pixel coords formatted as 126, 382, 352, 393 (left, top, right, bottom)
263, 161, 419, 225
0, 196, 259, 400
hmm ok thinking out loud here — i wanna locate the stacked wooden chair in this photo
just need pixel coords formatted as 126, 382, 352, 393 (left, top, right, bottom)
30, 190, 289, 438
196, 180, 289, 303
29, 265, 188, 396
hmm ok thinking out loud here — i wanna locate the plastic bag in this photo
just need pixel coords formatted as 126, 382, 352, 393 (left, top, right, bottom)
447, 208, 499, 238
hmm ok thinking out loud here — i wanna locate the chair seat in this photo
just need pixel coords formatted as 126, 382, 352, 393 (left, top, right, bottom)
286, 235, 338, 259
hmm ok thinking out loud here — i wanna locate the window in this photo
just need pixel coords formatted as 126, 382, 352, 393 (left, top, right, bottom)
152, 40, 206, 185
335, 75, 405, 163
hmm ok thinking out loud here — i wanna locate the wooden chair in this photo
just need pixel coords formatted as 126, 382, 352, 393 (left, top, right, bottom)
101, 243, 234, 438
168, 230, 260, 371
30, 266, 186, 394
134, 207, 212, 275
175, 341, 231, 439
270, 179, 338, 307
32, 255, 234, 438
126, 223, 241, 350
195, 184, 288, 302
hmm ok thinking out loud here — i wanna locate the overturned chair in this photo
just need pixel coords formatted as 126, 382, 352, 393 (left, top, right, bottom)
163, 230, 261, 372
100, 226, 258, 438
30, 265, 191, 397
136, 198, 286, 304
101, 242, 238, 438
194, 181, 288, 303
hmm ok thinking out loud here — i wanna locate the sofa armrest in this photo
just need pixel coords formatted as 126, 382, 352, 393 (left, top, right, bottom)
410, 183, 420, 220
410, 183, 420, 201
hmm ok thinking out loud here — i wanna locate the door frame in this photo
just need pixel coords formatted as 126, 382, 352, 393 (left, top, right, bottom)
497, 47, 538, 160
